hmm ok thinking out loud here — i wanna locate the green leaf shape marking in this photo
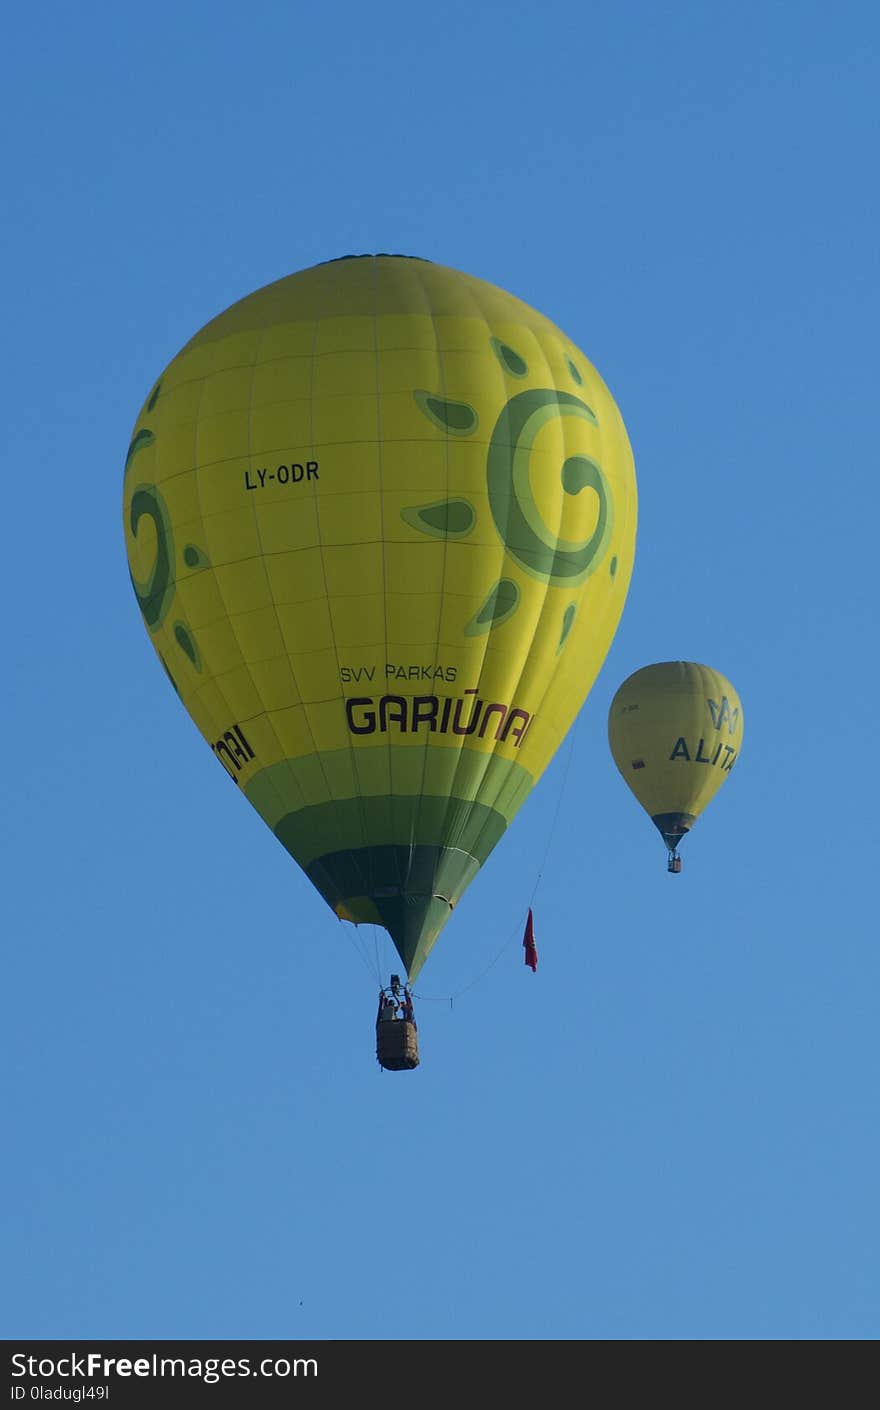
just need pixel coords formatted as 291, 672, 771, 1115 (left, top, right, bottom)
558, 603, 577, 652
413, 390, 479, 436
490, 338, 528, 377
124, 429, 155, 481
173, 621, 201, 669
401, 498, 476, 539
465, 578, 520, 636
183, 543, 211, 569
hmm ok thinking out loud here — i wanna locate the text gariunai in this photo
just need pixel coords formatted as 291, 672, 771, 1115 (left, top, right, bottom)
345, 689, 532, 746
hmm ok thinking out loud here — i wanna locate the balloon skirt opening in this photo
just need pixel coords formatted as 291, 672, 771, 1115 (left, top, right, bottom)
652, 812, 695, 851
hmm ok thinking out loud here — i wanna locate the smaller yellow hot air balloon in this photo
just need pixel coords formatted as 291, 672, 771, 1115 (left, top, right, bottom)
608, 662, 743, 871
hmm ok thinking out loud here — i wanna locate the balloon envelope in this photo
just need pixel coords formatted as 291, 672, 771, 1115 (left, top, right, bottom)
608, 661, 743, 854
124, 255, 637, 979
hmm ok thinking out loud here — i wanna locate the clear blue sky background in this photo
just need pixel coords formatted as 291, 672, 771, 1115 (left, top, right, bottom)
3, 0, 878, 1341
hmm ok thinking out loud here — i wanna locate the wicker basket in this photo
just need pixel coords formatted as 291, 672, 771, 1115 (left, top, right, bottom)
376, 1019, 420, 1071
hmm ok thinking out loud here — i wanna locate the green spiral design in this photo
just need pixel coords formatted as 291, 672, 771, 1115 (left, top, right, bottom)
129, 486, 175, 629
487, 389, 613, 585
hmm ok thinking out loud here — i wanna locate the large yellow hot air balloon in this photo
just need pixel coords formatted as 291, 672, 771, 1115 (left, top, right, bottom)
607, 661, 743, 871
124, 254, 637, 986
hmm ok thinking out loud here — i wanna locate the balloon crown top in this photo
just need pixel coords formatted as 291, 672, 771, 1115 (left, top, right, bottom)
318, 253, 431, 265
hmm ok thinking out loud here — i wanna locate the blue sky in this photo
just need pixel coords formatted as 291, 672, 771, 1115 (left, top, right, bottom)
3, 0, 879, 1340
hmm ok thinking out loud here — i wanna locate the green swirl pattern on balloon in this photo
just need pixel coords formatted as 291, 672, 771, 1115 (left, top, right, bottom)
487, 388, 612, 585
129, 486, 175, 630
405, 343, 617, 638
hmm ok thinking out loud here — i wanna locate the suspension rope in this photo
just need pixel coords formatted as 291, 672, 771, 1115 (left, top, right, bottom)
412, 713, 582, 1005
338, 919, 385, 987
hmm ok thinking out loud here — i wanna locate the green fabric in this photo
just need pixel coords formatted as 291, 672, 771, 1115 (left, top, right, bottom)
244, 745, 534, 979
274, 794, 507, 869
245, 744, 533, 831
306, 843, 482, 980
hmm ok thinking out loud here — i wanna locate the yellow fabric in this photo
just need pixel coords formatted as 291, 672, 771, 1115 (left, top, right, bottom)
124, 256, 638, 960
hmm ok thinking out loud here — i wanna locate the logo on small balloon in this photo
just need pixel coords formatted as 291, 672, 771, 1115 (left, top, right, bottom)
707, 696, 740, 735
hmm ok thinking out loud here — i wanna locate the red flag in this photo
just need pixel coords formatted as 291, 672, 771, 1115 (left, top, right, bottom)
522, 908, 538, 972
